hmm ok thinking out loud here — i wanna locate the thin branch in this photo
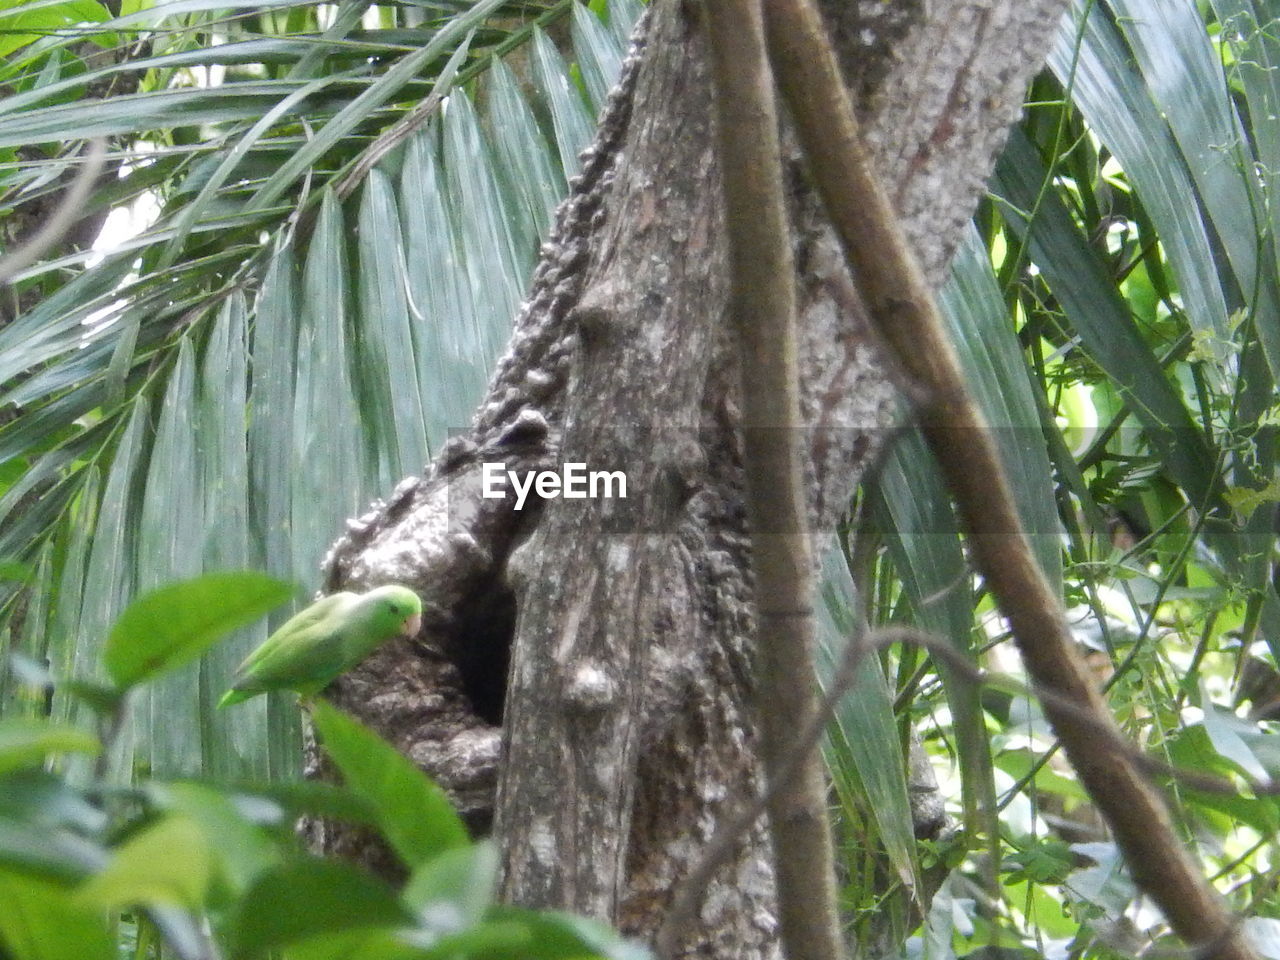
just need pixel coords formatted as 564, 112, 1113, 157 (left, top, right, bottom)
0, 140, 107, 285
332, 35, 470, 201
660, 620, 1275, 960
761, 1, 1258, 957
702, 1, 844, 959
894, 628, 1280, 802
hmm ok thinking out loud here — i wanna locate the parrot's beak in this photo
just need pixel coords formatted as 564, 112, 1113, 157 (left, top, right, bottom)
402, 612, 422, 639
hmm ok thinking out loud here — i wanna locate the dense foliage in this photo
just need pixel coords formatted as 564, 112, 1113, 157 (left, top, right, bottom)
0, 0, 642, 781
828, 2, 1280, 955
0, 573, 644, 959
2, 0, 1280, 957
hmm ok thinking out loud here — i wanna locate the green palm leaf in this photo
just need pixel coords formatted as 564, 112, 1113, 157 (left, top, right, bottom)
0, 0, 641, 780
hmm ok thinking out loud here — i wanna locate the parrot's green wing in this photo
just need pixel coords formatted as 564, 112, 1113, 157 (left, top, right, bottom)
227, 592, 359, 695
219, 586, 420, 708
237, 593, 353, 673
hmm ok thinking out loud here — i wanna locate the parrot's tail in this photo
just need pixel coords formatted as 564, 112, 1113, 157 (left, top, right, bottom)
217, 687, 256, 709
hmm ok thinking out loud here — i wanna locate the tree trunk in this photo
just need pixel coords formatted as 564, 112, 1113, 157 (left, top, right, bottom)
308, 0, 1071, 954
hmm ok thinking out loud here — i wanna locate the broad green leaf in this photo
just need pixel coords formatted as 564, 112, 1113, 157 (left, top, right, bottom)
1165, 724, 1280, 835
445, 907, 649, 960
147, 782, 279, 897
234, 780, 379, 829
0, 561, 32, 582
283, 929, 427, 960
0, 819, 106, 884
402, 841, 497, 928
357, 169, 430, 477
1051, 0, 1229, 344
76, 815, 211, 911
0, 0, 111, 59
103, 572, 292, 689
292, 192, 370, 590
529, 26, 593, 177
62, 400, 146, 733
309, 700, 468, 869
0, 719, 98, 775
441, 91, 525, 365
995, 130, 1221, 511
403, 922, 536, 959
229, 858, 413, 959
0, 771, 108, 883
200, 297, 271, 779
814, 543, 917, 892
570, 1, 622, 113
61, 681, 122, 717
0, 770, 108, 881
0, 872, 114, 960
0, 770, 105, 835
245, 0, 508, 211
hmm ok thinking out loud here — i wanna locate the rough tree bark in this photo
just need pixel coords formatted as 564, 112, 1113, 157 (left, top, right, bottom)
306, 0, 1071, 954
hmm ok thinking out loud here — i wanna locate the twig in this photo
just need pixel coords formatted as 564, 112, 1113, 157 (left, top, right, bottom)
760, 1, 1257, 956
332, 40, 465, 201
702, 1, 844, 958
92, 692, 128, 782
0, 140, 107, 284
887, 628, 1280, 801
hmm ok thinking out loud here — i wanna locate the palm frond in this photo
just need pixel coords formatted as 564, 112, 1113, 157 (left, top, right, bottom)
0, 0, 640, 779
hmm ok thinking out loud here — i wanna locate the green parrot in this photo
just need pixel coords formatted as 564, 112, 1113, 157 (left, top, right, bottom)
217, 585, 423, 708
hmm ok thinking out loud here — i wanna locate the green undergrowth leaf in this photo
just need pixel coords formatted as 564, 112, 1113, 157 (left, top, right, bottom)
229, 858, 412, 959
0, 719, 99, 776
309, 701, 468, 870
76, 815, 211, 911
104, 572, 292, 690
